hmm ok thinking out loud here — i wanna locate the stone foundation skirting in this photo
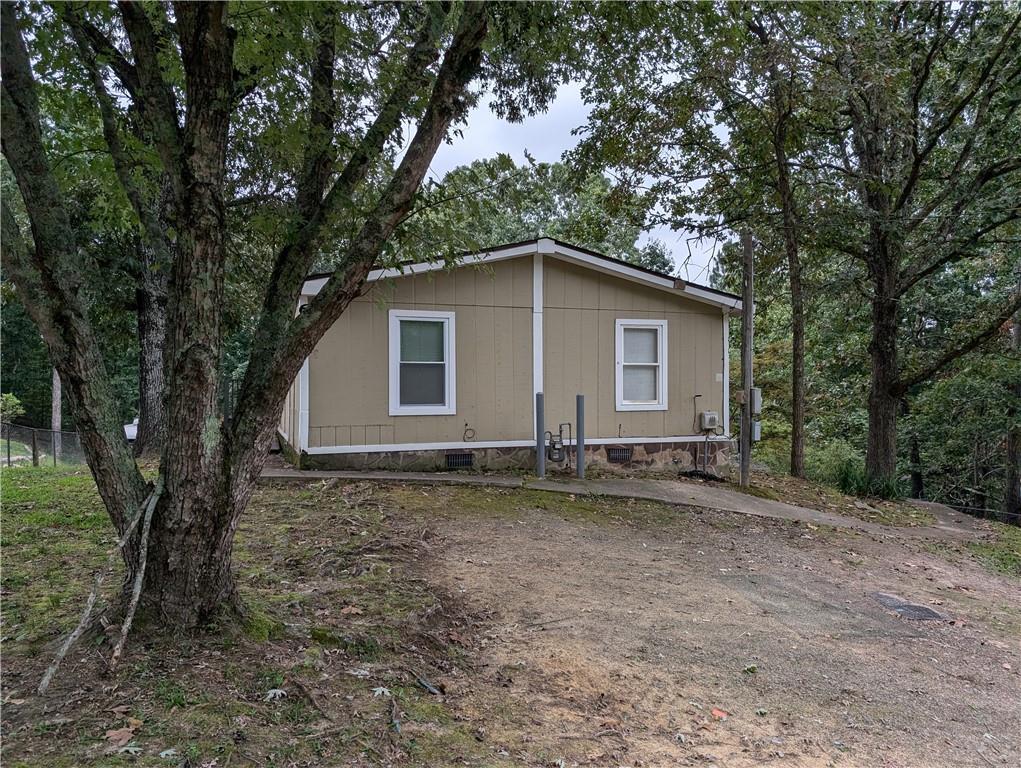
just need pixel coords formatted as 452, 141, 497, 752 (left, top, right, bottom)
291, 438, 734, 475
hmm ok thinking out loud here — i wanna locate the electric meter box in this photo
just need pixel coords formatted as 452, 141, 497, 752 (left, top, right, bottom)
751, 420, 762, 442
750, 387, 762, 416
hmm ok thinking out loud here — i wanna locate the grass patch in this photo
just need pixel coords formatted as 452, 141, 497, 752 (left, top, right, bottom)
1, 469, 495, 766
1, 437, 32, 459
967, 522, 1021, 578
389, 484, 690, 531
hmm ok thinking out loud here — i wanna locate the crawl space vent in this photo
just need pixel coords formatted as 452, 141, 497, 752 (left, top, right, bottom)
445, 452, 474, 470
607, 447, 633, 464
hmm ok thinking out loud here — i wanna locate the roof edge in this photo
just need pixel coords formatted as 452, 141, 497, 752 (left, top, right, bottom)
303, 237, 742, 312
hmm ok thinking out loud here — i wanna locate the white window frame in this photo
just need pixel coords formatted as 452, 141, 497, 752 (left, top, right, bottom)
615, 319, 668, 412
389, 309, 456, 416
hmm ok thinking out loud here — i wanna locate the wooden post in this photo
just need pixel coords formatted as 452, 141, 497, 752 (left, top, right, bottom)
740, 232, 755, 488
31, 428, 39, 467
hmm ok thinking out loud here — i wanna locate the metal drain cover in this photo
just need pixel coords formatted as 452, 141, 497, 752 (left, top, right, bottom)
873, 592, 945, 621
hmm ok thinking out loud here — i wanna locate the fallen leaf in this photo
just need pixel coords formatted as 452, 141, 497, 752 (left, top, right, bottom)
108, 705, 131, 716
340, 605, 364, 615
264, 688, 287, 702
711, 708, 730, 720
105, 727, 136, 747
118, 745, 143, 756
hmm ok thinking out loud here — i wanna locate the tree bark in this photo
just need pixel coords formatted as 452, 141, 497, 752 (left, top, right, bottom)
1005, 311, 1020, 525
865, 251, 901, 489
909, 432, 923, 499
749, 15, 806, 479
133, 240, 168, 458
51, 367, 62, 461
774, 130, 805, 479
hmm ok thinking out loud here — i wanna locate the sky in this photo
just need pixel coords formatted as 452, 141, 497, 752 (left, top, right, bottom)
426, 83, 723, 284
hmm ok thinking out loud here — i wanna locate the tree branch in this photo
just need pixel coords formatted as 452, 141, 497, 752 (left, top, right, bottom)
896, 291, 1021, 393
2, 2, 148, 536
894, 10, 1021, 212
227, 2, 489, 488
117, 0, 185, 202
55, 3, 141, 99
67, 14, 170, 267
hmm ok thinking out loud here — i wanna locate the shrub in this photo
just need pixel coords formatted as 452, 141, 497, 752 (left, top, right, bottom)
1, 392, 26, 422
835, 456, 901, 499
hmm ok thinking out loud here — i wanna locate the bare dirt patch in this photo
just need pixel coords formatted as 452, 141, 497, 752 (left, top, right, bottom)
393, 485, 1021, 767
1, 470, 495, 767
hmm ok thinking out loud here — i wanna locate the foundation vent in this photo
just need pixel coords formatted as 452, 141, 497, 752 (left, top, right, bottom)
607, 446, 633, 464
445, 452, 474, 470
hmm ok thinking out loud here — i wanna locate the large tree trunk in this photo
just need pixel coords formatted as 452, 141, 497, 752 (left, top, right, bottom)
133, 236, 168, 457
776, 155, 805, 478
865, 252, 901, 489
51, 367, 62, 461
752, 17, 806, 479
1005, 313, 1020, 525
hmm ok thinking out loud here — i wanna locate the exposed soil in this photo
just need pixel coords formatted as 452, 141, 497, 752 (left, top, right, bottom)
3, 469, 1019, 768
397, 485, 1021, 768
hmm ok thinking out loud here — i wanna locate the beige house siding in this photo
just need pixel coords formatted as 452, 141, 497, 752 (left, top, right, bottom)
306, 258, 534, 448
542, 258, 725, 439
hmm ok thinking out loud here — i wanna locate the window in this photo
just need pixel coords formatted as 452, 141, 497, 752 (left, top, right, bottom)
389, 310, 456, 415
615, 319, 667, 411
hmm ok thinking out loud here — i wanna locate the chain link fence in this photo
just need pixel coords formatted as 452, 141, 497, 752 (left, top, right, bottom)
1, 422, 86, 468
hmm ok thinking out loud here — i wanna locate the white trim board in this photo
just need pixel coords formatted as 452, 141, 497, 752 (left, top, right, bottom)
532, 250, 544, 439
297, 297, 310, 451
388, 309, 457, 416
615, 318, 669, 412
722, 310, 731, 436
305, 434, 732, 456
300, 238, 742, 313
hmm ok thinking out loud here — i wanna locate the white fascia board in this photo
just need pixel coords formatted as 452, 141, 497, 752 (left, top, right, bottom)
301, 242, 540, 296
305, 434, 734, 455
300, 239, 742, 312
550, 243, 743, 312
551, 243, 676, 289
683, 284, 743, 312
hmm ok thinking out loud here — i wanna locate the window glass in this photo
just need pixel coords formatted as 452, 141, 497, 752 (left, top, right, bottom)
623, 365, 657, 402
400, 320, 444, 362
399, 362, 445, 405
623, 327, 658, 363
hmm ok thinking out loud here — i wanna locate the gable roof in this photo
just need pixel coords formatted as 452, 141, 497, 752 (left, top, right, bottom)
302, 237, 743, 313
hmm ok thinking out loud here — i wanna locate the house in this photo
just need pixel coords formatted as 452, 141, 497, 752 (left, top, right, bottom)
278, 238, 742, 473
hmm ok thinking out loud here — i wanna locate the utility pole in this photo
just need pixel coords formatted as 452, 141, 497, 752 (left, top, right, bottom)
740, 232, 755, 488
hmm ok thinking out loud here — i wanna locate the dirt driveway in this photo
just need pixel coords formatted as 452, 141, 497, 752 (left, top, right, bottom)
402, 487, 1021, 768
